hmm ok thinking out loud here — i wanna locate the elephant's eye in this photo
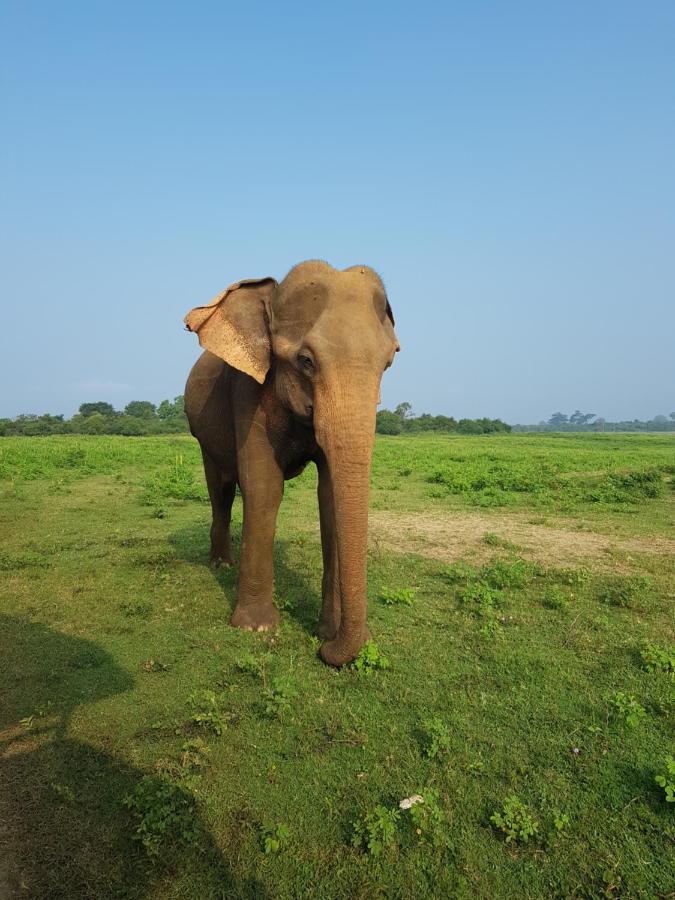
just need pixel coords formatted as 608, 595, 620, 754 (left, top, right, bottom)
297, 353, 315, 374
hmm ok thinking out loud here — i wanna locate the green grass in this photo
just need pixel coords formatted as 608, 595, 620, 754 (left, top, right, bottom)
1, 433, 674, 898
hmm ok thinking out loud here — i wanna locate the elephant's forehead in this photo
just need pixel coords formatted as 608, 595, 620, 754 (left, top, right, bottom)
280, 261, 383, 293
274, 270, 379, 341
272, 279, 330, 339
308, 297, 383, 353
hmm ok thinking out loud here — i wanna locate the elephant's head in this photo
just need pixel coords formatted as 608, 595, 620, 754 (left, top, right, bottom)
185, 260, 399, 664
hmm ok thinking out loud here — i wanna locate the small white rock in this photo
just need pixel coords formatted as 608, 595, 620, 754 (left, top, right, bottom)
399, 794, 424, 809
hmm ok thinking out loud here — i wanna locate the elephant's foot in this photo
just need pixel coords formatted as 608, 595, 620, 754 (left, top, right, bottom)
319, 626, 371, 667
317, 590, 341, 640
317, 619, 338, 641
317, 608, 340, 641
209, 552, 234, 570
230, 602, 280, 632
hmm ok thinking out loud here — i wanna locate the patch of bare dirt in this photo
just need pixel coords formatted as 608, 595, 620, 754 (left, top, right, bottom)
369, 510, 675, 571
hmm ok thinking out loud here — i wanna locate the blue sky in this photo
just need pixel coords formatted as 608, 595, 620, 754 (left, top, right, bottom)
2, 1, 673, 423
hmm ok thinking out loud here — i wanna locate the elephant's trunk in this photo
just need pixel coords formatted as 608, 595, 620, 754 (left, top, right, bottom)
314, 377, 378, 666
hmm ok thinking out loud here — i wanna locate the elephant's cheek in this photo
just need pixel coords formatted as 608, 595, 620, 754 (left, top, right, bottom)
287, 379, 314, 422
273, 369, 309, 420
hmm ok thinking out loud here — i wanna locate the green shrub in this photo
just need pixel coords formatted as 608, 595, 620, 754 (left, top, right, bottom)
262, 823, 290, 853
379, 586, 416, 606
235, 653, 265, 678
351, 641, 390, 675
542, 587, 569, 611
598, 575, 654, 608
460, 582, 501, 616
639, 641, 674, 675
587, 468, 663, 504
263, 676, 297, 719
443, 559, 479, 584
352, 805, 400, 856
123, 776, 201, 858
188, 690, 230, 735
552, 809, 571, 833
419, 716, 452, 759
481, 555, 541, 589
490, 795, 540, 844
655, 755, 675, 803
610, 692, 646, 729
403, 789, 451, 848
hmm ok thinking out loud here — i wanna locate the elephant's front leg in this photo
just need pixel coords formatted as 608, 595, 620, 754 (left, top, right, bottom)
317, 456, 341, 640
230, 457, 284, 633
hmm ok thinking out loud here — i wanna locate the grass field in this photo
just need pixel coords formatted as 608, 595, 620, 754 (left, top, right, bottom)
1, 433, 673, 899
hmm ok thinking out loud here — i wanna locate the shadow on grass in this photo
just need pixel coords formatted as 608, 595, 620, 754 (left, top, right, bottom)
0, 615, 267, 900
169, 520, 322, 635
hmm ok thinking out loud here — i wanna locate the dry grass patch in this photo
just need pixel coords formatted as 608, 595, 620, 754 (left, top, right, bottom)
369, 510, 675, 571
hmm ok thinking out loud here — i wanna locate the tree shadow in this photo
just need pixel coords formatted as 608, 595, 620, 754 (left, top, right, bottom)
169, 519, 322, 635
0, 614, 267, 899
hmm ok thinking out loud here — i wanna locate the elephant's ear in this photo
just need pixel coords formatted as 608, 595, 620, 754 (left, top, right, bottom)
184, 278, 278, 384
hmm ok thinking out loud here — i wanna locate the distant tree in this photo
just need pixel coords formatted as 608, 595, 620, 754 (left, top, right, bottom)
376, 410, 403, 435
653, 414, 668, 424
114, 415, 145, 435
157, 395, 185, 420
457, 419, 485, 434
548, 412, 569, 428
124, 400, 157, 419
569, 410, 596, 426
394, 402, 413, 421
430, 414, 458, 431
79, 401, 115, 417
82, 412, 107, 434
157, 400, 172, 419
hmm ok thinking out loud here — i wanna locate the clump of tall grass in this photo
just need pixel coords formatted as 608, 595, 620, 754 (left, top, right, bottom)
142, 455, 206, 504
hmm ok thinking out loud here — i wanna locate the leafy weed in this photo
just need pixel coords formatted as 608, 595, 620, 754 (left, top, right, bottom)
490, 795, 540, 844
419, 716, 452, 759
351, 641, 391, 675
261, 823, 290, 854
263, 676, 297, 719
610, 692, 646, 729
188, 690, 231, 735
379, 586, 416, 606
655, 755, 675, 803
352, 805, 400, 857
639, 641, 674, 675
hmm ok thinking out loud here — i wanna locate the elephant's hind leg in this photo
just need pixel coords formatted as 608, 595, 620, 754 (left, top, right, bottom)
202, 450, 236, 568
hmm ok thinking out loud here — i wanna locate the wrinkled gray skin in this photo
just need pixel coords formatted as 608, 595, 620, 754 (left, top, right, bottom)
184, 260, 399, 666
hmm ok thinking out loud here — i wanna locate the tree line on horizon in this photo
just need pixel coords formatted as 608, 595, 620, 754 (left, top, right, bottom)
0, 398, 188, 436
376, 402, 511, 435
1, 398, 511, 437
2, 401, 673, 437
512, 410, 675, 433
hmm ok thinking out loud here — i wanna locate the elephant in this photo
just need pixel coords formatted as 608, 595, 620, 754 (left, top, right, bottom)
183, 260, 399, 666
